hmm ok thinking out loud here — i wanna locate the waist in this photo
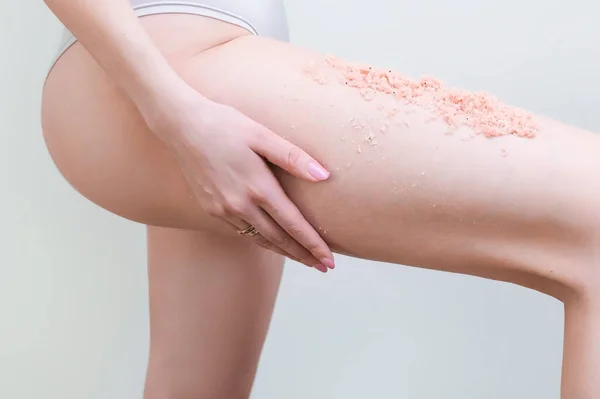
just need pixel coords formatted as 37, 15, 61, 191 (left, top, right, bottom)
46, 1, 289, 81
58, 0, 289, 45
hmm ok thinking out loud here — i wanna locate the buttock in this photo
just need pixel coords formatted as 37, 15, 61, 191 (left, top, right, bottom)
40, 17, 269, 234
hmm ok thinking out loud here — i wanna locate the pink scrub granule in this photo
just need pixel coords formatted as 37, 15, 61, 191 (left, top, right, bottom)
304, 56, 539, 139
364, 131, 377, 146
313, 74, 329, 85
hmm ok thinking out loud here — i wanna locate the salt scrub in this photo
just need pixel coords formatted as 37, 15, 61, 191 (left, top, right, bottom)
347, 116, 379, 149
303, 56, 539, 139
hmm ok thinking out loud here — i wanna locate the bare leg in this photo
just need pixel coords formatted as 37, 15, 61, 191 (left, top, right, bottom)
144, 226, 283, 399
561, 294, 600, 398
41, 15, 600, 397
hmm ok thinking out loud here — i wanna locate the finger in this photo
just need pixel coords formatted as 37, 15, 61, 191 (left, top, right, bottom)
242, 207, 329, 272
253, 235, 290, 258
253, 234, 311, 266
227, 217, 290, 258
226, 218, 301, 263
250, 227, 326, 272
250, 128, 331, 182
257, 185, 336, 270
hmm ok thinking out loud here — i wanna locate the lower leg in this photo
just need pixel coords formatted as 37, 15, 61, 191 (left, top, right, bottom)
562, 291, 600, 397
143, 226, 283, 399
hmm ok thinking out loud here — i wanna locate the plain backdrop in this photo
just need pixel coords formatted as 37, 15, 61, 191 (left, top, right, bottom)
1, 0, 599, 398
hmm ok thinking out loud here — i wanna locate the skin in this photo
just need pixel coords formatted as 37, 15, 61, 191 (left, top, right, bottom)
144, 227, 283, 399
41, 13, 599, 399
42, 0, 337, 272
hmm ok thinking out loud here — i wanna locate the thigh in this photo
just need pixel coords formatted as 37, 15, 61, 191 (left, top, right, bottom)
144, 226, 284, 399
42, 15, 600, 291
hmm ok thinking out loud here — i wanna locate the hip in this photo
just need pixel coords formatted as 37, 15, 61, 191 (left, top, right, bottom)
45, 1, 289, 82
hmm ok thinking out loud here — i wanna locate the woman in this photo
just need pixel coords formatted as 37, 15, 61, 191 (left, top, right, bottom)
41, 0, 599, 398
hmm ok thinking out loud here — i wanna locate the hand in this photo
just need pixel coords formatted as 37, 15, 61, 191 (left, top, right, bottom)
142, 88, 335, 272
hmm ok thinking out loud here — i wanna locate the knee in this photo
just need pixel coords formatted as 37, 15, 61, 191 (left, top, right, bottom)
520, 178, 600, 302
556, 191, 600, 301
580, 233, 600, 301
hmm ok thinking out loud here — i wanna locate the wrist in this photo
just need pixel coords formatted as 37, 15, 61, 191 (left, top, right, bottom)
127, 59, 198, 112
132, 74, 214, 144
124, 54, 190, 109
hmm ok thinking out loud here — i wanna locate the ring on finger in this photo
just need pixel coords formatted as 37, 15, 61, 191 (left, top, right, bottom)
237, 224, 260, 237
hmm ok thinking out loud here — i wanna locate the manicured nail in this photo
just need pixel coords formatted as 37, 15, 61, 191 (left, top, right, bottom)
313, 263, 328, 273
321, 258, 335, 269
308, 162, 330, 181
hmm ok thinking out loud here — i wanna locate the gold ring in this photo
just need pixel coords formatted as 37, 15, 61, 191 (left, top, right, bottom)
237, 225, 259, 237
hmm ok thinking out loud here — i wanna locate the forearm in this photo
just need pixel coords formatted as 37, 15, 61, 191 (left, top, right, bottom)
43, 0, 202, 112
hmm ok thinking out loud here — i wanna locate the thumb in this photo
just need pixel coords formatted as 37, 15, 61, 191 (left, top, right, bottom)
251, 128, 330, 182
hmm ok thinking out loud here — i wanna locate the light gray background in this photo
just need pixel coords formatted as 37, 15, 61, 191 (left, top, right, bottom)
1, 0, 598, 398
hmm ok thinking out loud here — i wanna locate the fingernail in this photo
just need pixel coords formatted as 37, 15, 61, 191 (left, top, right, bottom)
321, 258, 335, 269
308, 162, 330, 181
313, 263, 328, 273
